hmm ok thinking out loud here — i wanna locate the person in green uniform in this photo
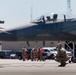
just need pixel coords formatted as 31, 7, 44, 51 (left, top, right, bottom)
55, 43, 70, 67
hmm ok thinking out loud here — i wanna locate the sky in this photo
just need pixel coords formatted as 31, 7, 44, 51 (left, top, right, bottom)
0, 0, 76, 29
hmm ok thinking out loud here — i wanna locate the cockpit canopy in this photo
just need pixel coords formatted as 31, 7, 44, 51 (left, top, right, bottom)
32, 13, 76, 23
32, 13, 58, 22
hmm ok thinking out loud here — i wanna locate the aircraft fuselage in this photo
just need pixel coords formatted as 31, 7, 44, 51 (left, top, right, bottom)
0, 19, 76, 41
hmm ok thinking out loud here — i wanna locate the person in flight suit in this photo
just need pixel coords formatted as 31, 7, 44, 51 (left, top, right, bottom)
55, 43, 70, 67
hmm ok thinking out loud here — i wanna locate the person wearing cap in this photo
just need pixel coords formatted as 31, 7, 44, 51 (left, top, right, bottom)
55, 43, 70, 67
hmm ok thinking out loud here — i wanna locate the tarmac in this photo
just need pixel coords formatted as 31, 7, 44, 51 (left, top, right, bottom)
0, 59, 76, 75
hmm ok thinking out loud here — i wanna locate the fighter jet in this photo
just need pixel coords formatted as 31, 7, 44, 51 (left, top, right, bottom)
0, 13, 76, 42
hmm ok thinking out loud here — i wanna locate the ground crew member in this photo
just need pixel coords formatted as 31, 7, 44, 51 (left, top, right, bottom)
22, 47, 28, 61
40, 47, 45, 61
55, 43, 70, 67
31, 47, 38, 61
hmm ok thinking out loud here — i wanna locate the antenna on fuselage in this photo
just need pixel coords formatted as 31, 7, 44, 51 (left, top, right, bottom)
67, 0, 72, 18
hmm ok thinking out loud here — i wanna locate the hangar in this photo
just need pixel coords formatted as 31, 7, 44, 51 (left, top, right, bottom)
0, 41, 65, 51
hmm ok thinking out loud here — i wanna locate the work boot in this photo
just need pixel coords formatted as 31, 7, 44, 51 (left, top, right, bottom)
58, 62, 66, 67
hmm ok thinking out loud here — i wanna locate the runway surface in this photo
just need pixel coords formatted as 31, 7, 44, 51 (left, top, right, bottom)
0, 59, 76, 75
